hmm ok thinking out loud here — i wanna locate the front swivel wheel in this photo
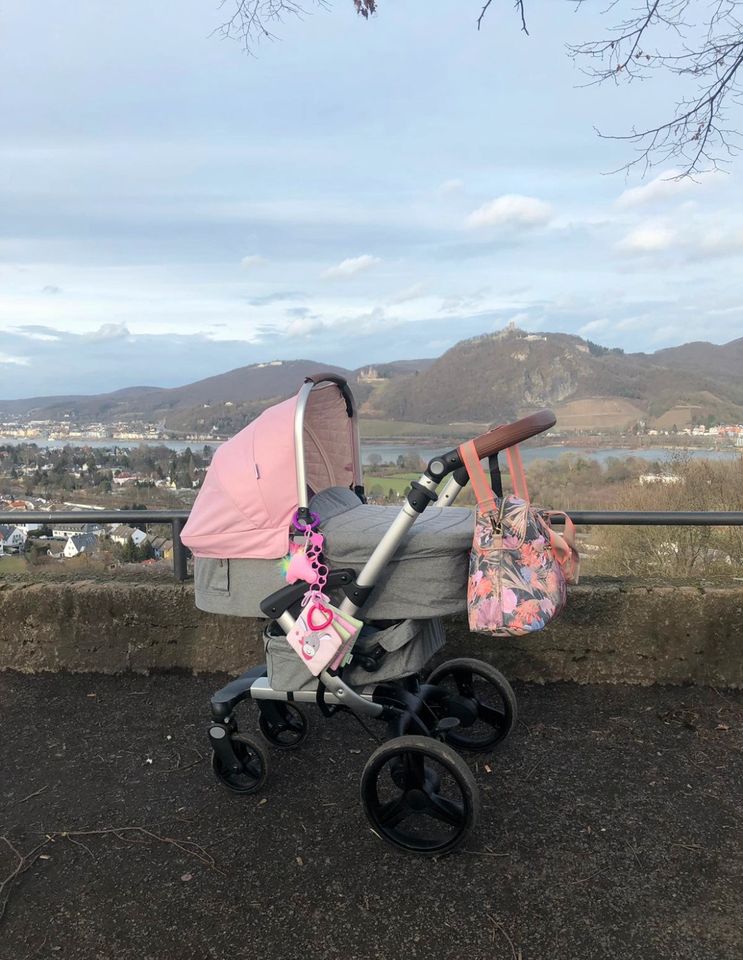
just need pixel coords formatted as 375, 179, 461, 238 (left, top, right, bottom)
211, 732, 268, 795
258, 703, 309, 750
361, 735, 479, 856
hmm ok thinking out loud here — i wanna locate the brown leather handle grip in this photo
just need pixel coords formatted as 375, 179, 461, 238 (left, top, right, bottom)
467, 409, 556, 459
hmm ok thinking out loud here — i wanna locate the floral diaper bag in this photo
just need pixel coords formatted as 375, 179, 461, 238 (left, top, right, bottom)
460, 439, 579, 637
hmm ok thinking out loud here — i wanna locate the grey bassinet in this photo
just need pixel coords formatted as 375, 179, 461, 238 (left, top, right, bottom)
194, 486, 473, 621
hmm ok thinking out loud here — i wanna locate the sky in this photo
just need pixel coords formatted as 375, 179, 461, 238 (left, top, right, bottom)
1, 0, 742, 400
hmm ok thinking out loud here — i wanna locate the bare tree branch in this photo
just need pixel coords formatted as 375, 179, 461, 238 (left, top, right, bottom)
212, 0, 743, 177
478, 0, 529, 35
212, 0, 328, 54
564, 0, 743, 176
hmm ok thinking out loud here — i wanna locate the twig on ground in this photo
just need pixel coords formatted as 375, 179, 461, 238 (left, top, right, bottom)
463, 848, 510, 858
13, 786, 48, 806
567, 867, 605, 885
626, 840, 643, 870
522, 758, 542, 781
487, 915, 519, 960
672, 841, 703, 852
0, 836, 50, 923
64, 835, 96, 861
0, 824, 223, 925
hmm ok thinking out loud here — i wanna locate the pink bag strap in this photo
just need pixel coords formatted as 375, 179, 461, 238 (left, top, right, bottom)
459, 440, 498, 514
505, 445, 529, 502
543, 510, 581, 583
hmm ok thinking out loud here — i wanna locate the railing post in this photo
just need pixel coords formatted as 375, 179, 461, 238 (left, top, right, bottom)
171, 517, 188, 582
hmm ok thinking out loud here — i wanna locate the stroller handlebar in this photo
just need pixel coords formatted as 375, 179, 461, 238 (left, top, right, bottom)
467, 409, 557, 459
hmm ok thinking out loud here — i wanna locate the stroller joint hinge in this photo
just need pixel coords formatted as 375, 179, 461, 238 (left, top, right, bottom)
342, 579, 373, 608
407, 482, 438, 514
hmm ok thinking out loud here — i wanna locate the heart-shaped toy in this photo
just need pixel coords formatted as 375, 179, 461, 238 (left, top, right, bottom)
307, 602, 333, 631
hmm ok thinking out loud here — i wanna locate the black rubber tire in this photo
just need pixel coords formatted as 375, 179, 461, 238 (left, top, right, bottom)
425, 658, 518, 751
211, 733, 268, 795
258, 703, 309, 750
360, 735, 480, 857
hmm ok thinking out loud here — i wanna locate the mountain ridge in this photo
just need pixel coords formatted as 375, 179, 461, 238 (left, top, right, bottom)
1, 330, 740, 432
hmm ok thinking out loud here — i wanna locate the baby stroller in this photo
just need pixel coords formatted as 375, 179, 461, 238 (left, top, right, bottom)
182, 373, 555, 856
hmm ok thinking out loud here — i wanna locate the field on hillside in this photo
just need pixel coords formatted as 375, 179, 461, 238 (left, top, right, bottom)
365, 472, 419, 496
359, 419, 486, 439
552, 398, 645, 431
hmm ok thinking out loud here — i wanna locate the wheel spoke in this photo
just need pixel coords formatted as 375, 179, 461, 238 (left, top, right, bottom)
402, 751, 426, 789
453, 669, 474, 698
424, 792, 464, 827
477, 702, 506, 729
423, 769, 442, 793
241, 757, 262, 780
377, 795, 411, 828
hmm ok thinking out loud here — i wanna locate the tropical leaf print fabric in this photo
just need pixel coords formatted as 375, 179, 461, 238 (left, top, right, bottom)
467, 497, 567, 636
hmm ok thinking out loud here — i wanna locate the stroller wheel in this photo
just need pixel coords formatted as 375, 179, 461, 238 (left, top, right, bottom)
211, 733, 268, 795
258, 703, 309, 750
360, 735, 479, 857
425, 658, 518, 751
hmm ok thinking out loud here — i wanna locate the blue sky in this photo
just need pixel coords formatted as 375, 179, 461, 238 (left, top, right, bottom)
1, 0, 742, 399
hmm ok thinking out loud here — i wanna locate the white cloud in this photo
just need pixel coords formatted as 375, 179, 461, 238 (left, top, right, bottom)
616, 169, 723, 208
617, 215, 743, 259
695, 227, 743, 258
321, 254, 381, 280
284, 305, 394, 340
617, 223, 678, 254
388, 282, 426, 304
83, 323, 131, 342
0, 352, 30, 366
465, 194, 553, 230
578, 319, 609, 336
439, 178, 464, 193
13, 327, 62, 342
240, 254, 265, 269
286, 314, 327, 337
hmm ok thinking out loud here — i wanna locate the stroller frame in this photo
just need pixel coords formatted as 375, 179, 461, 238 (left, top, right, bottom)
207, 373, 555, 855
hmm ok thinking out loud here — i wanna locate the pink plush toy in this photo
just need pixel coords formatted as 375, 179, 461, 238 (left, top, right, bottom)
285, 544, 319, 585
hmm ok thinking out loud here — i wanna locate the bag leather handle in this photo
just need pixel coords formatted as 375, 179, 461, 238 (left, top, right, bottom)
459, 440, 498, 513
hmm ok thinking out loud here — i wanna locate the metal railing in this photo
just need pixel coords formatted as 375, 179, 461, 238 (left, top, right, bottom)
0, 509, 190, 580
1, 509, 742, 582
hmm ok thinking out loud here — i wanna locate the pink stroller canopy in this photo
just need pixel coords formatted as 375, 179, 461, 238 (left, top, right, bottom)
181, 380, 358, 559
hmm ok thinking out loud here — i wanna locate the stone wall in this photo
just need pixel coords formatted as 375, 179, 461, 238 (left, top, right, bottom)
1, 579, 741, 687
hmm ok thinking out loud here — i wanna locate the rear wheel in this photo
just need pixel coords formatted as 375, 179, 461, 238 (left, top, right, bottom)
360, 735, 479, 856
425, 658, 517, 751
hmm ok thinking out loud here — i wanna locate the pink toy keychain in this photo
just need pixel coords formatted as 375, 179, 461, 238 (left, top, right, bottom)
285, 511, 329, 592
283, 510, 345, 673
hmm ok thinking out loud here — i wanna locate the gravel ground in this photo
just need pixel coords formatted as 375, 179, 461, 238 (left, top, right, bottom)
1, 671, 742, 960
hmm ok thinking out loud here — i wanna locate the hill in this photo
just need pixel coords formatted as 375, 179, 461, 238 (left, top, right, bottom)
1, 330, 740, 435
653, 337, 743, 381
370, 328, 743, 428
0, 360, 353, 424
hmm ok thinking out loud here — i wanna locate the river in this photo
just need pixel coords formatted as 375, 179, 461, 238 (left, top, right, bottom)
0, 436, 740, 465
359, 442, 740, 466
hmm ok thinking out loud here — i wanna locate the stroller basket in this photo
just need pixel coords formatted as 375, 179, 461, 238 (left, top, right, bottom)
264, 617, 446, 691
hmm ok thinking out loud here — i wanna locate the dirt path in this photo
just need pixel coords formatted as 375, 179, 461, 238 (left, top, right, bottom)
1, 672, 741, 960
